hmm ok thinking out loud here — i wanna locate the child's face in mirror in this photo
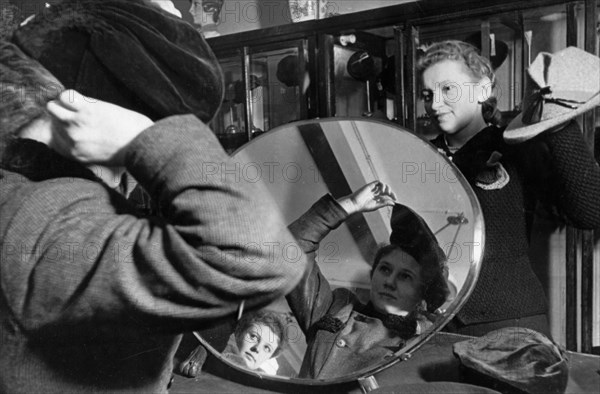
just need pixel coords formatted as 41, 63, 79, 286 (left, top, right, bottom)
421, 59, 487, 140
236, 323, 280, 370
370, 249, 423, 316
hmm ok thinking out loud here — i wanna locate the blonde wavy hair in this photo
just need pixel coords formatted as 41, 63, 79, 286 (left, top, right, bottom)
417, 40, 502, 126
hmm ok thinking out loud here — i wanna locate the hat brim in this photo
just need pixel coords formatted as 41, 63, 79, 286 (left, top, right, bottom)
503, 94, 600, 144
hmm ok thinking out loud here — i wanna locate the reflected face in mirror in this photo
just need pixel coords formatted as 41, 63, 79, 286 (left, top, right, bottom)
237, 323, 280, 371
223, 310, 288, 375
370, 248, 423, 316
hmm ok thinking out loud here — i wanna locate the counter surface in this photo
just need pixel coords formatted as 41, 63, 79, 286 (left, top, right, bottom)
170, 332, 600, 393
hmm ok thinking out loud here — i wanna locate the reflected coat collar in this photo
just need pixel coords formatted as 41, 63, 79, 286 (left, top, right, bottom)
312, 302, 417, 340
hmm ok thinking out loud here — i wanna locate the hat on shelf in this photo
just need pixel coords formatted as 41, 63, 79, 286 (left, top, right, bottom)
232, 75, 261, 104
347, 50, 376, 82
12, 0, 224, 122
378, 55, 396, 94
276, 55, 299, 87
504, 47, 600, 144
464, 32, 509, 70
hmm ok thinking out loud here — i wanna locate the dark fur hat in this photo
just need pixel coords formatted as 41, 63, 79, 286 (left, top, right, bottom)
389, 203, 449, 311
12, 0, 223, 122
390, 204, 445, 266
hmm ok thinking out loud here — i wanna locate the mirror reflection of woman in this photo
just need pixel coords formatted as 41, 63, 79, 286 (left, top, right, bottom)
286, 181, 449, 379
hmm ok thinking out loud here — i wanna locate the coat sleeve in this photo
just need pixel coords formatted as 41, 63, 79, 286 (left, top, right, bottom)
3, 115, 307, 334
285, 194, 349, 334
541, 120, 600, 228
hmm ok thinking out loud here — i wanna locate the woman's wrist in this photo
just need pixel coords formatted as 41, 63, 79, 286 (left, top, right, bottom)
336, 196, 357, 215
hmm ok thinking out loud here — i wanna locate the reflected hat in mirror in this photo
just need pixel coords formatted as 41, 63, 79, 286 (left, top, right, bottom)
504, 47, 600, 144
390, 203, 445, 266
12, 0, 224, 122
453, 327, 569, 394
389, 204, 449, 311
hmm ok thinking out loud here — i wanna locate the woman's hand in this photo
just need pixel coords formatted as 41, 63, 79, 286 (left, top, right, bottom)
337, 181, 397, 215
47, 89, 154, 166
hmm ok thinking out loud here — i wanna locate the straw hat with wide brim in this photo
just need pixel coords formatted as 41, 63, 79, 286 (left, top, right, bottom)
504, 47, 600, 144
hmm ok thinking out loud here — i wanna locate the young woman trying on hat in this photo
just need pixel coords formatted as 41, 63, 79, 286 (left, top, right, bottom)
286, 181, 450, 379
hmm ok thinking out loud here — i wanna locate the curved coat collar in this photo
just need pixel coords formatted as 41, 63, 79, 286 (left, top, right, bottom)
431, 126, 510, 182
312, 300, 418, 340
1, 138, 98, 182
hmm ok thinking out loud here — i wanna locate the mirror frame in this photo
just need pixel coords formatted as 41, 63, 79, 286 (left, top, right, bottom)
195, 117, 485, 387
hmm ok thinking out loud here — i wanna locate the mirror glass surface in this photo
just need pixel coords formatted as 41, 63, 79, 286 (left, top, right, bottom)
195, 118, 484, 382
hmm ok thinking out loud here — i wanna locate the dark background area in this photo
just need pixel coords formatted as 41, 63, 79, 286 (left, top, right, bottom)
7, 0, 195, 24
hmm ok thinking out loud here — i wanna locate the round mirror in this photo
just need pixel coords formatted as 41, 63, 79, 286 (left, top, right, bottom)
194, 118, 484, 384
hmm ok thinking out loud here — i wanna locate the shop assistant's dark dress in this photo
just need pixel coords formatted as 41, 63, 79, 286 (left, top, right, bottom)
431, 121, 600, 335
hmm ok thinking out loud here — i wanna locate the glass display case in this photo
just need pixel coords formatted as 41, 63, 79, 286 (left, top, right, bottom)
205, 0, 598, 354
208, 0, 594, 146
209, 40, 312, 153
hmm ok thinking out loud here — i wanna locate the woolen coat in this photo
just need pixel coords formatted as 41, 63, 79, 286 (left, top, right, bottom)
0, 115, 306, 393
